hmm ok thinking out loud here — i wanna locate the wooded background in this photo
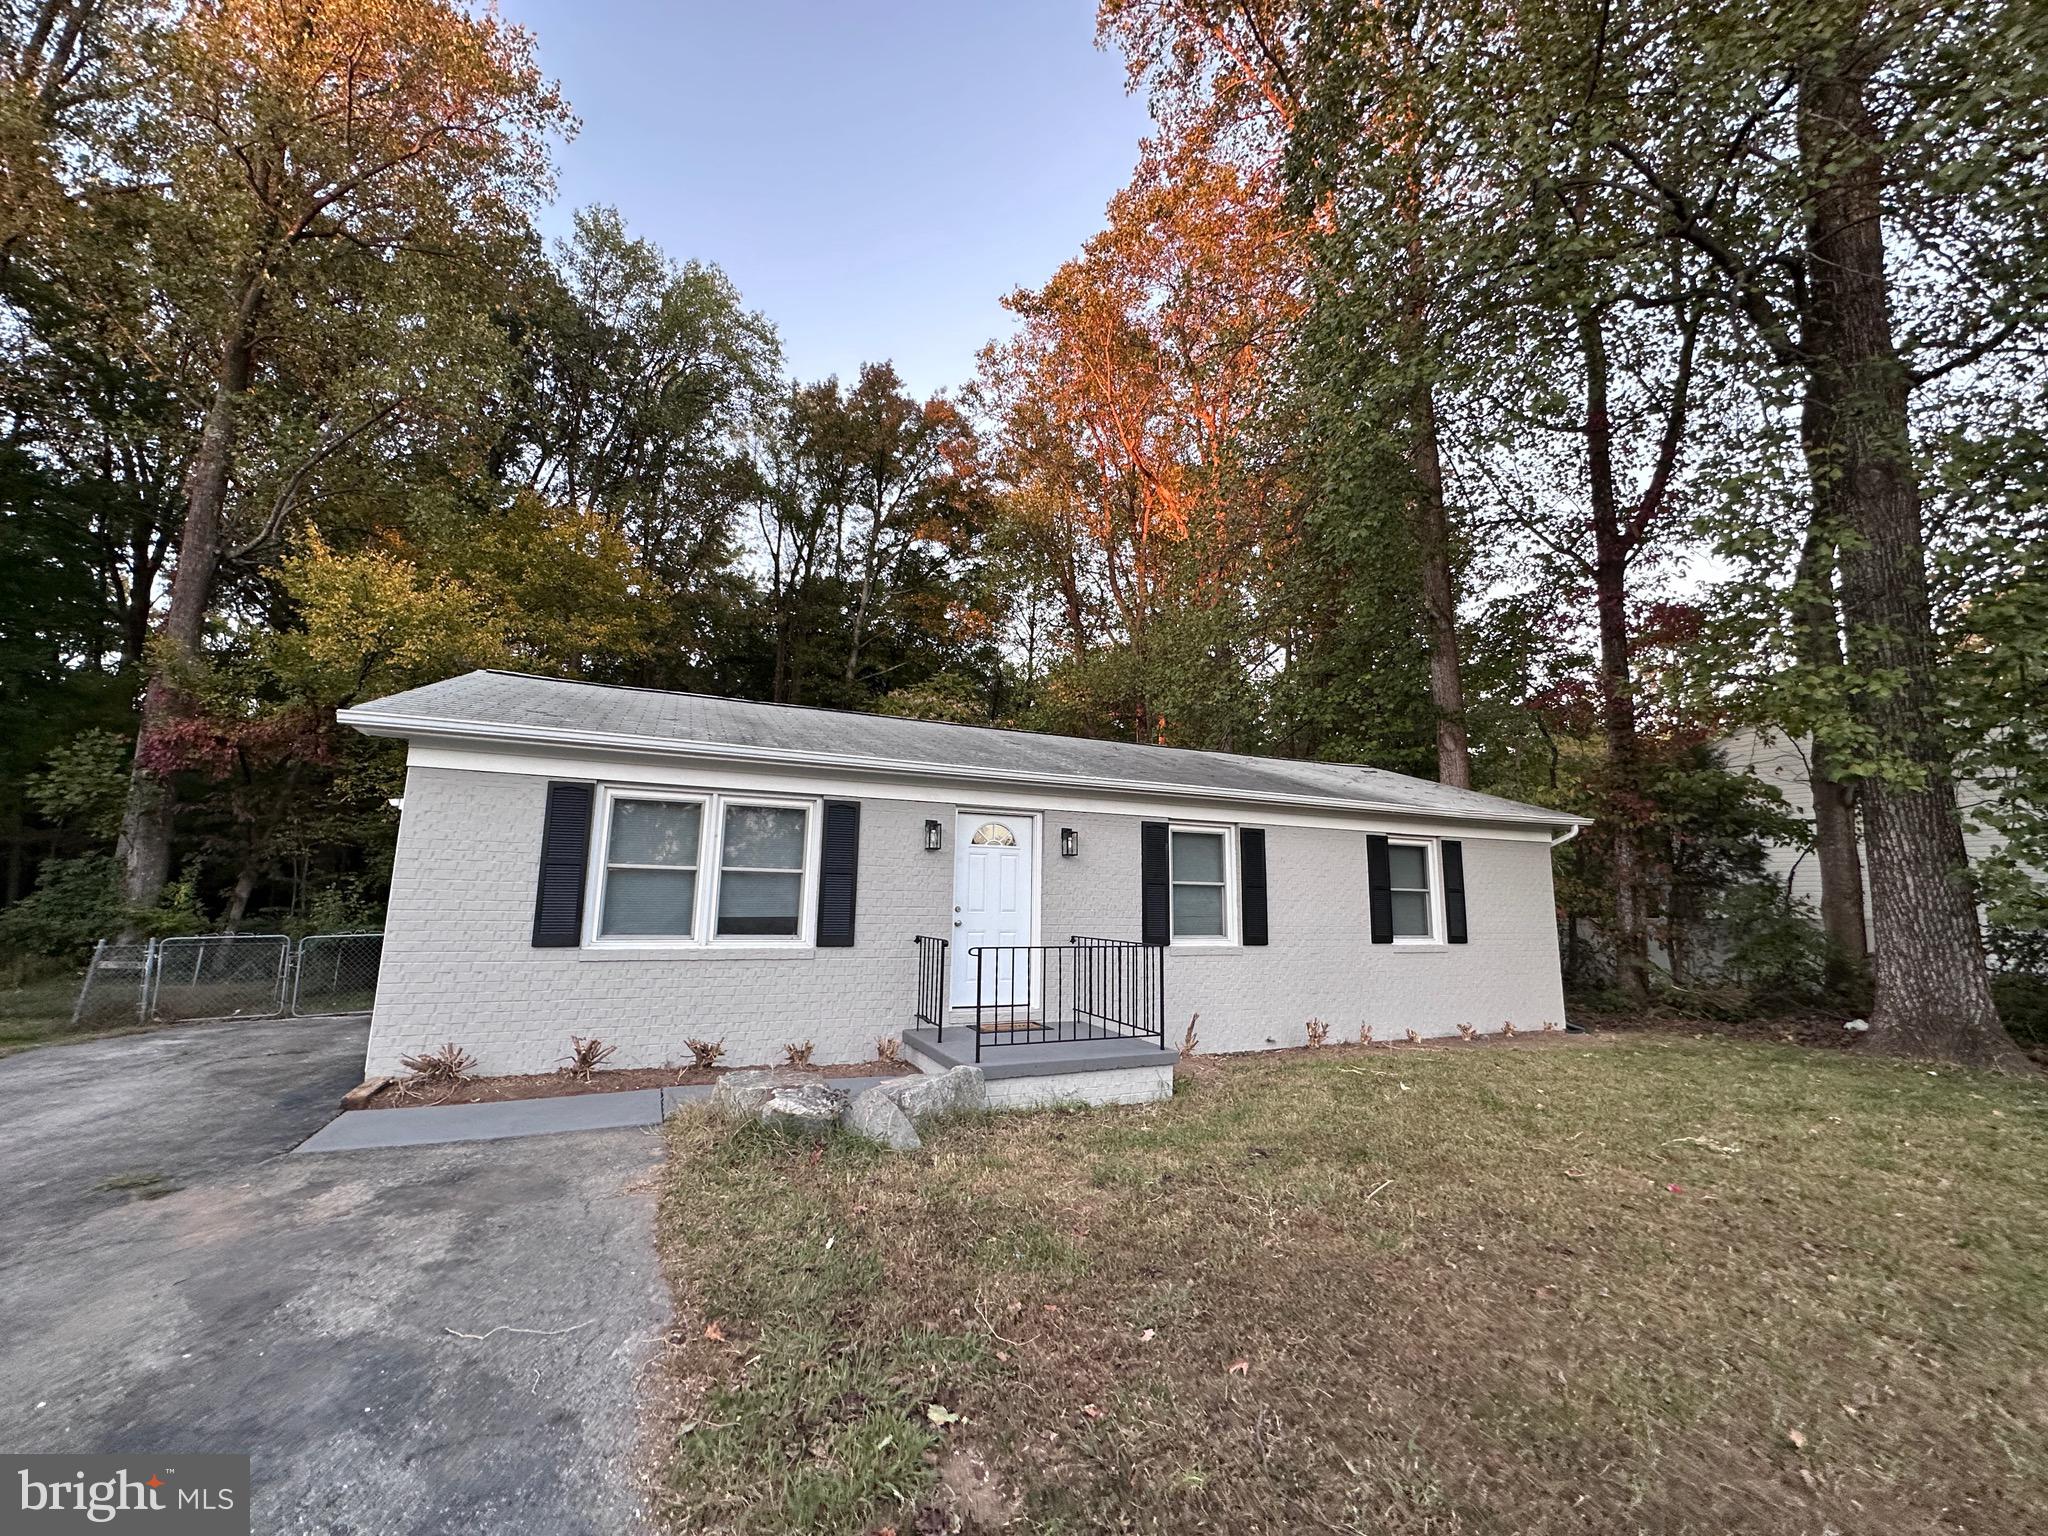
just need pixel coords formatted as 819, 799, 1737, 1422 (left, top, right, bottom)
3, 0, 2042, 1065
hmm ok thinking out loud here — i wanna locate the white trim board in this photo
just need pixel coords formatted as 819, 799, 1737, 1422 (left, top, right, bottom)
398, 741, 1568, 844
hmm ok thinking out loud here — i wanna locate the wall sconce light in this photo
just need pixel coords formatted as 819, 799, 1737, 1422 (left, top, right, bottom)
924, 819, 943, 852
1060, 827, 1079, 858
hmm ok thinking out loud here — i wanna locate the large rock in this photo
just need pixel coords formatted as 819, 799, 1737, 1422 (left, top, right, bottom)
710, 1067, 818, 1120
841, 1086, 922, 1151
759, 1082, 849, 1137
877, 1064, 987, 1124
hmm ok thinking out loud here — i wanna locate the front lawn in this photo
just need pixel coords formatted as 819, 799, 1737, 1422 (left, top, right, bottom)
653, 1036, 2048, 1534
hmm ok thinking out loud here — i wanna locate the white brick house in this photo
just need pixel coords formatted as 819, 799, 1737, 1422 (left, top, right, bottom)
341, 672, 1585, 1093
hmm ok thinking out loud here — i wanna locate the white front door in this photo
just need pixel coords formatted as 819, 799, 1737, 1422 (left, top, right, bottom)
951, 812, 1035, 1007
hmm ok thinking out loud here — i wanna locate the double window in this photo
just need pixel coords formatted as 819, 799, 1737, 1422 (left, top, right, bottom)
1168, 824, 1233, 944
591, 788, 815, 946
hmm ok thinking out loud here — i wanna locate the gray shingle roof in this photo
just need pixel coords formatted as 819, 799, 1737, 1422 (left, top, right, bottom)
339, 670, 1585, 829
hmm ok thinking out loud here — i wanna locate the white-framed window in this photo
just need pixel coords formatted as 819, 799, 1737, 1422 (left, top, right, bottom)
588, 787, 817, 947
1385, 837, 1441, 944
1169, 823, 1234, 944
598, 793, 705, 938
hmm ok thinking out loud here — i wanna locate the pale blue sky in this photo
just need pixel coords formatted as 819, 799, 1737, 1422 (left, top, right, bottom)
499, 1, 1154, 399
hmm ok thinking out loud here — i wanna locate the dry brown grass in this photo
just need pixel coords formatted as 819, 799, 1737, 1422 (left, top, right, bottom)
652, 1036, 2048, 1535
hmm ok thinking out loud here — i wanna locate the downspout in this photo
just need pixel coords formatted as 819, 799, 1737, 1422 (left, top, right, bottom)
1548, 823, 1586, 1029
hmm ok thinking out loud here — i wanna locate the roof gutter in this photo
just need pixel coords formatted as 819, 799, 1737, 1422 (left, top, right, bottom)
336, 708, 1594, 833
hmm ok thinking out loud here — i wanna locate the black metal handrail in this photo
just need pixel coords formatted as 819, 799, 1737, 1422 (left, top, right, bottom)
910, 934, 1165, 1061
911, 934, 949, 1032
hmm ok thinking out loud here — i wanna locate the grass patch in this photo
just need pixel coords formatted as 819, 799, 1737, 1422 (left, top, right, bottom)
653, 1039, 2048, 1534
90, 1169, 181, 1199
0, 967, 170, 1057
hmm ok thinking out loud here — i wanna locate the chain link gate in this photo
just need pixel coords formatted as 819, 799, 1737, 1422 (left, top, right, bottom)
289, 932, 383, 1016
147, 933, 291, 1022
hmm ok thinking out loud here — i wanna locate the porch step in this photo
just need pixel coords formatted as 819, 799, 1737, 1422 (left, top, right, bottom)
900, 1026, 1177, 1082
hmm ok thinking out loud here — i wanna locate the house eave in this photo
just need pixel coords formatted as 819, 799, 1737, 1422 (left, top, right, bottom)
337, 708, 1594, 833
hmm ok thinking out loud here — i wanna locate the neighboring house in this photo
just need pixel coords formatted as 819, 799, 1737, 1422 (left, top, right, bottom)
1723, 726, 2012, 949
340, 671, 1586, 1105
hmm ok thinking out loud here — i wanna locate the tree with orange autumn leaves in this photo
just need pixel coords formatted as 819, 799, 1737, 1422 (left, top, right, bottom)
978, 140, 1305, 749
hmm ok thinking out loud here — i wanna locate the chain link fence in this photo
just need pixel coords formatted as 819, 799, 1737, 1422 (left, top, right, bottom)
70, 932, 384, 1027
290, 932, 383, 1016
70, 941, 159, 1029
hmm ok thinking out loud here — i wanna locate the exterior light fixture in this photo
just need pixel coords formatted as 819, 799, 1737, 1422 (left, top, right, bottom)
924, 819, 943, 852
1060, 827, 1079, 858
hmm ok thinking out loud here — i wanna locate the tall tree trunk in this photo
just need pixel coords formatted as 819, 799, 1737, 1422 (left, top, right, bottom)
1581, 309, 1651, 1002
1410, 380, 1471, 788
222, 864, 259, 931
1790, 525, 1870, 968
1797, 34, 2014, 1066
113, 307, 257, 917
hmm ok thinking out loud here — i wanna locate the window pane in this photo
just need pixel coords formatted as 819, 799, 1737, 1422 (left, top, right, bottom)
1390, 889, 1431, 937
969, 822, 1016, 846
1172, 883, 1225, 937
1171, 829, 1224, 883
1386, 843, 1429, 891
717, 870, 802, 936
601, 868, 695, 936
609, 799, 699, 867
722, 805, 806, 870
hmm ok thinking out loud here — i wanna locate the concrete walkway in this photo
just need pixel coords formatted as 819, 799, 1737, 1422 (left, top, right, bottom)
295, 1074, 904, 1153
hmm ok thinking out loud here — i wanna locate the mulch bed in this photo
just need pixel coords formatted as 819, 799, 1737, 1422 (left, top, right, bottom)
356, 1057, 915, 1110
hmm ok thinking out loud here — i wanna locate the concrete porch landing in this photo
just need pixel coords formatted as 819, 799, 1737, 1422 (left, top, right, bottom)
901, 1026, 1177, 1109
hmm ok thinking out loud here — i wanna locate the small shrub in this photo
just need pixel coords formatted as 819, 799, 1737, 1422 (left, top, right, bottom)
782, 1039, 816, 1068
1304, 1017, 1331, 1048
1502, 1019, 1518, 1038
400, 1042, 477, 1086
1181, 1012, 1201, 1055
561, 1035, 617, 1081
1541, 1020, 1560, 1033
1404, 1027, 1422, 1045
1457, 1022, 1478, 1042
876, 1036, 904, 1067
1992, 971, 2048, 1047
1358, 1022, 1375, 1046
684, 1037, 726, 1071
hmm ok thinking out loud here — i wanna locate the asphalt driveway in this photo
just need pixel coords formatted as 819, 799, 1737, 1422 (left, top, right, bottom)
0, 1016, 668, 1534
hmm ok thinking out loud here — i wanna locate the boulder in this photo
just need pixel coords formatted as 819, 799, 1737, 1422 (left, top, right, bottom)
842, 1086, 922, 1151
710, 1067, 820, 1120
877, 1064, 987, 1124
759, 1082, 850, 1137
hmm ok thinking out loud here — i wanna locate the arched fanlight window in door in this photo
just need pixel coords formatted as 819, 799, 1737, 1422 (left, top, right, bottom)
969, 822, 1017, 847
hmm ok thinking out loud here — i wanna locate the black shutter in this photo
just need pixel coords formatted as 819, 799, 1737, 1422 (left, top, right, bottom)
1140, 821, 1171, 945
532, 782, 594, 947
1366, 833, 1393, 945
1239, 827, 1269, 946
1442, 838, 1468, 944
816, 800, 861, 947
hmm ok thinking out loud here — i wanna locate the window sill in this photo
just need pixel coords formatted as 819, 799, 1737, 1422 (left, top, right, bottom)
575, 945, 818, 962
1168, 941, 1242, 955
